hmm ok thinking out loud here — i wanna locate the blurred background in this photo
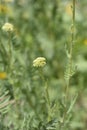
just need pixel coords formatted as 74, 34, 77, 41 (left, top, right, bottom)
0, 0, 87, 130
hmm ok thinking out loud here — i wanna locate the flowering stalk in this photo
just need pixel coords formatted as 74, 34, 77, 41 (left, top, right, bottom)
8, 31, 12, 71
33, 57, 51, 120
59, 1, 76, 129
2, 22, 14, 72
66, 0, 76, 100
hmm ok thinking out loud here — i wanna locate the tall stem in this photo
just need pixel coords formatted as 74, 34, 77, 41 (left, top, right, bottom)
7, 32, 12, 72
60, 1, 76, 129
66, 0, 76, 100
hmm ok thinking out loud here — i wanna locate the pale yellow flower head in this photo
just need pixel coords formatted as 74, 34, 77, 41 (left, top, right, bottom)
33, 57, 46, 67
2, 22, 14, 32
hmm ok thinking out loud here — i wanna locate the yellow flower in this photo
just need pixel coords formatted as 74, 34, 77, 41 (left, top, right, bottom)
0, 5, 9, 14
33, 57, 46, 67
2, 22, 14, 32
0, 5, 13, 16
84, 39, 87, 45
65, 3, 72, 16
0, 72, 7, 79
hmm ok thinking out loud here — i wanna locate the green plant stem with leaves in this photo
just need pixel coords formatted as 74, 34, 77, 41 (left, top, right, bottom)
7, 32, 12, 73
66, 0, 76, 102
39, 68, 51, 120
60, 0, 76, 129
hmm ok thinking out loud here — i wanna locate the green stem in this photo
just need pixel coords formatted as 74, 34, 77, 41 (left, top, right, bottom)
66, 0, 76, 100
39, 68, 51, 120
7, 32, 12, 72
61, 1, 76, 129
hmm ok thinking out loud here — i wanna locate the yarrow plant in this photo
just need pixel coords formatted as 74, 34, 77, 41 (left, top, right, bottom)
0, 0, 85, 130
33, 57, 46, 67
2, 22, 14, 32
1, 22, 15, 70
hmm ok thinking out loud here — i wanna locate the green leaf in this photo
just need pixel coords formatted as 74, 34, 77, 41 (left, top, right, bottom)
67, 93, 78, 114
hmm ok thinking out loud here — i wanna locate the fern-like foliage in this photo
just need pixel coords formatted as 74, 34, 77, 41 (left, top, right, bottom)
0, 91, 14, 115
64, 59, 76, 82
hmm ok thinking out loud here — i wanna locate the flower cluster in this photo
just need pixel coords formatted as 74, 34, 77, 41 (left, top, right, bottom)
2, 22, 14, 32
33, 57, 46, 67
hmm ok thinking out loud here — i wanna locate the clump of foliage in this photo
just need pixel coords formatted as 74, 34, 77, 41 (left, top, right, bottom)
0, 0, 87, 130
